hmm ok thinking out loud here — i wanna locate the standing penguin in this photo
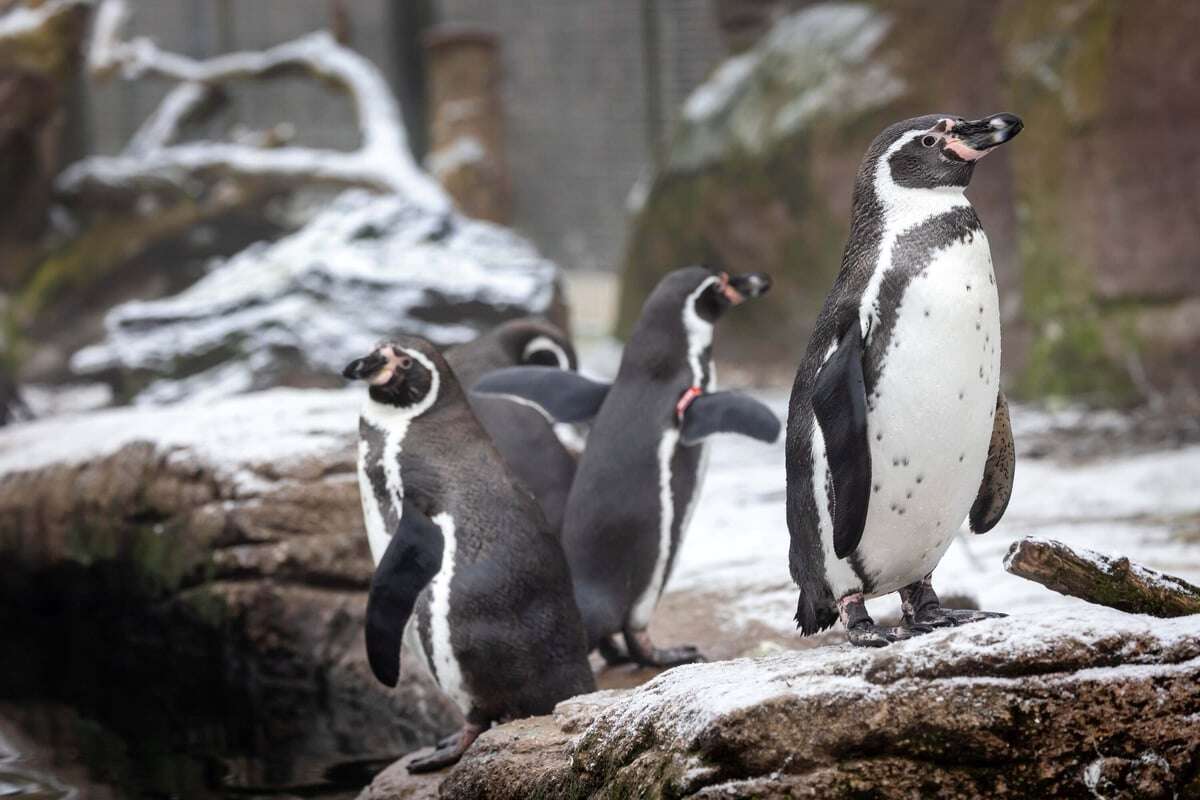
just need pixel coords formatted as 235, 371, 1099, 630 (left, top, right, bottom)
476, 267, 780, 667
343, 336, 595, 772
786, 113, 1021, 647
444, 318, 582, 532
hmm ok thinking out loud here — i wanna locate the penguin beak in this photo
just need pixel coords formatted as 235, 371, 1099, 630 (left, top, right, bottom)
342, 351, 388, 382
722, 272, 772, 304
943, 113, 1023, 161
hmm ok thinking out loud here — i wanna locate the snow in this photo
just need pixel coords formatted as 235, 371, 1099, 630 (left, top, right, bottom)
0, 0, 87, 41
682, 52, 759, 122
426, 135, 487, 178
671, 3, 903, 171
70, 190, 560, 403
0, 387, 358, 493
588, 608, 1200, 747
658, 389, 1200, 633
72, 0, 447, 209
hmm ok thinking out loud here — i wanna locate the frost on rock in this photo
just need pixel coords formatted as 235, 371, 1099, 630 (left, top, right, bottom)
671, 2, 904, 171
70, 191, 562, 404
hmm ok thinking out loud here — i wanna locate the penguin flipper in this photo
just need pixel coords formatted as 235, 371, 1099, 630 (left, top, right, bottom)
969, 391, 1015, 534
812, 327, 871, 560
471, 366, 610, 423
366, 500, 445, 687
679, 392, 781, 445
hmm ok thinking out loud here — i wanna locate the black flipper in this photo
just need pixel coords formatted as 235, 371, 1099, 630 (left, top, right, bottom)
365, 500, 445, 687
679, 391, 781, 446
969, 391, 1015, 533
471, 366, 610, 423
812, 326, 871, 560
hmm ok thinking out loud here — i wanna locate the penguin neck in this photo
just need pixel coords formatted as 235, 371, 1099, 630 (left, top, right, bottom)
681, 279, 717, 392
851, 131, 973, 244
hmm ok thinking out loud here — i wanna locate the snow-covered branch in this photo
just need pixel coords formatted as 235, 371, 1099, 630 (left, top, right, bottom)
60, 0, 448, 211
1004, 537, 1200, 617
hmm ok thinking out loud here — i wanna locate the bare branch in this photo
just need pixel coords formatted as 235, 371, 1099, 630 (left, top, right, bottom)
124, 82, 217, 156
61, 0, 448, 211
1004, 537, 1200, 617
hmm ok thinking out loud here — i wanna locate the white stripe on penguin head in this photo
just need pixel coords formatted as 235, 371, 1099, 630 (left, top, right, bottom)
682, 276, 719, 391
858, 130, 972, 345
359, 347, 442, 564
522, 335, 571, 370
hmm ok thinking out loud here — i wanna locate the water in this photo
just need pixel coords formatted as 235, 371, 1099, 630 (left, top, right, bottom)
0, 562, 406, 800
0, 700, 385, 800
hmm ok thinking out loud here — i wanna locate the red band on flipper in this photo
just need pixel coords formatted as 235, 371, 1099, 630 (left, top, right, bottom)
676, 385, 703, 421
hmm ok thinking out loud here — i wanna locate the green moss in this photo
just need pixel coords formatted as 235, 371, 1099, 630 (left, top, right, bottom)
63, 514, 211, 599
997, 0, 1135, 404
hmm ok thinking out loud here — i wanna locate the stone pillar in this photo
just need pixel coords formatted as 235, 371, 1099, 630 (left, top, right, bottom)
422, 26, 510, 224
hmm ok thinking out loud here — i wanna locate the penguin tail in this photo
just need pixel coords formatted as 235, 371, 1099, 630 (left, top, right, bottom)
794, 585, 838, 636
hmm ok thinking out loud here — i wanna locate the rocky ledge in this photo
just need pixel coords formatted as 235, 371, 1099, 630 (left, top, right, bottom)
0, 388, 460, 776
362, 610, 1200, 799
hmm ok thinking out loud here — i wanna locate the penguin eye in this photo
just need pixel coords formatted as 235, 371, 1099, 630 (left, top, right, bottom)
397, 355, 414, 370
921, 135, 938, 148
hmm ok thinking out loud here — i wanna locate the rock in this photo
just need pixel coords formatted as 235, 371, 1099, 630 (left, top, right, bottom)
69, 190, 567, 405
999, 0, 1200, 408
0, 388, 460, 771
619, 1, 1018, 367
364, 611, 1200, 798
624, 0, 1200, 408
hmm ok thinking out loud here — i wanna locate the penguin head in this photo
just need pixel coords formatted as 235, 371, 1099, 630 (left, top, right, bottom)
343, 337, 451, 412
649, 266, 773, 326
861, 112, 1023, 193
498, 318, 578, 371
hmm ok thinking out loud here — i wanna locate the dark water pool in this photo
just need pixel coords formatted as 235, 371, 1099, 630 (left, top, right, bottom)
0, 563, 405, 799
0, 699, 390, 799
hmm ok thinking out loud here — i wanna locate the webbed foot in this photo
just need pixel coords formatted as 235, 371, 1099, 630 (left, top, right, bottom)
596, 634, 633, 666
407, 724, 483, 774
899, 575, 1007, 628
624, 629, 707, 667
839, 592, 932, 647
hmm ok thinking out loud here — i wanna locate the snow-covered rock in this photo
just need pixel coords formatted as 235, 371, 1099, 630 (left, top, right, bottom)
365, 610, 1200, 799
70, 190, 566, 404
0, 387, 458, 767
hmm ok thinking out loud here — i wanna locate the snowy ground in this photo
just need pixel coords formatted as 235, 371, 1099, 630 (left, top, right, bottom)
5, 337, 1198, 649
665, 389, 1200, 639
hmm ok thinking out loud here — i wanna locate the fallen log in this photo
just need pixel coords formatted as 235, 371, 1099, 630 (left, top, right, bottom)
1004, 536, 1200, 617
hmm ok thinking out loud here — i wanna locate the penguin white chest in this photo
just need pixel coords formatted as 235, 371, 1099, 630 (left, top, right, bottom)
857, 230, 1001, 595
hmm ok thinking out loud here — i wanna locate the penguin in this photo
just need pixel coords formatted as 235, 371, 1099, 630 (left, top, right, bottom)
444, 318, 581, 533
445, 317, 577, 388
343, 336, 595, 772
474, 267, 780, 667
785, 113, 1022, 647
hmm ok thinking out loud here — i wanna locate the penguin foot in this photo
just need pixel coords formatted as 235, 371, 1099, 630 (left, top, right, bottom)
846, 621, 929, 647
839, 592, 931, 647
407, 724, 483, 774
930, 608, 1008, 626
625, 630, 707, 668
596, 634, 633, 666
899, 576, 1007, 629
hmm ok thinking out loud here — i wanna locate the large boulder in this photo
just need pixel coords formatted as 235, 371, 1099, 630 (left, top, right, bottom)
998, 0, 1200, 406
0, 389, 460, 781
68, 190, 567, 404
622, 0, 1200, 408
363, 610, 1200, 799
618, 1, 1019, 367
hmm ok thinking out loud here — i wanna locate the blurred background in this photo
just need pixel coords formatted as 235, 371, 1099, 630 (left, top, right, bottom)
0, 0, 1197, 798
4, 0, 1198, 410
